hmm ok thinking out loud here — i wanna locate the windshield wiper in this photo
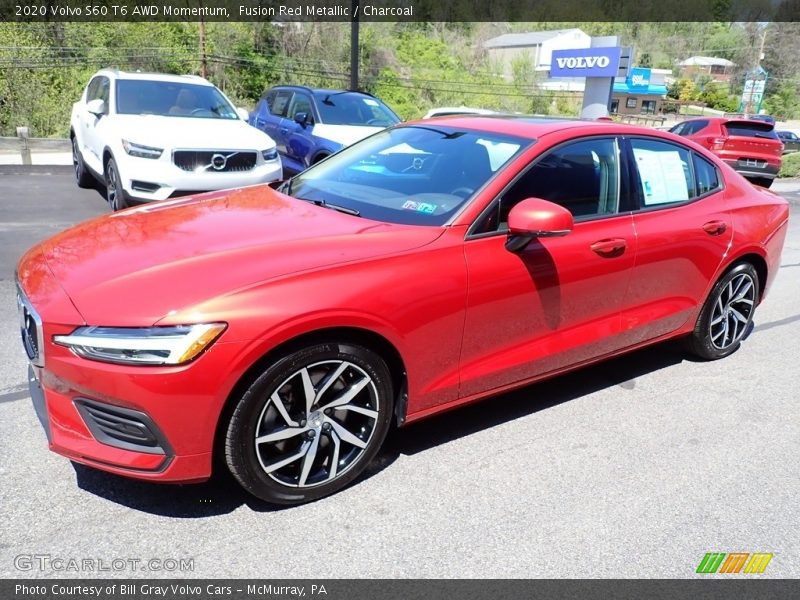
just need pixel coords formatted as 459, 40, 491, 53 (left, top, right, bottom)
406, 125, 466, 139
311, 199, 360, 216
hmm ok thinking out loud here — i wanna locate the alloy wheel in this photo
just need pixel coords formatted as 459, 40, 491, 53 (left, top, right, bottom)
72, 138, 81, 181
708, 272, 756, 350
253, 360, 380, 488
106, 162, 119, 210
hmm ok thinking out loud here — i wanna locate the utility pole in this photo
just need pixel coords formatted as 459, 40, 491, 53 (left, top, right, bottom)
350, 0, 359, 90
199, 19, 208, 78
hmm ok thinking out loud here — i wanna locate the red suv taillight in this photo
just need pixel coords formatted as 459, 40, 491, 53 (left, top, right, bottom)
710, 137, 726, 150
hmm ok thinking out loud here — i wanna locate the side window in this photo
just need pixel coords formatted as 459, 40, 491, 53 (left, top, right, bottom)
477, 137, 621, 233
262, 90, 276, 111
86, 77, 102, 101
97, 77, 110, 113
270, 91, 293, 117
670, 123, 686, 136
630, 138, 695, 207
287, 93, 313, 122
693, 153, 721, 196
686, 120, 708, 135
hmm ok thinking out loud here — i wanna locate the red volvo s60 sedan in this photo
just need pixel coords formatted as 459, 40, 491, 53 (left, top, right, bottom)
16, 117, 789, 504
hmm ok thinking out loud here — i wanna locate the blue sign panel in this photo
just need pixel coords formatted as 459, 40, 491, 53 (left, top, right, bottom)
550, 47, 622, 78
628, 67, 652, 90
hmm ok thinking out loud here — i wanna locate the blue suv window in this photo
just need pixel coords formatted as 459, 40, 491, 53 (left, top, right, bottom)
270, 91, 293, 117
313, 92, 399, 127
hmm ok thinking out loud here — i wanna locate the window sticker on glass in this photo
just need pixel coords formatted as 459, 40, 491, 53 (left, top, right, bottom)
402, 200, 437, 214
363, 98, 379, 106
633, 148, 690, 205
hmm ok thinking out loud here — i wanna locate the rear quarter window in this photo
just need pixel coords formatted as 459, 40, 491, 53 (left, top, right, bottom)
692, 154, 721, 196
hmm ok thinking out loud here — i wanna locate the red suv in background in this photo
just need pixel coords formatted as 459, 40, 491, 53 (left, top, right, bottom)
669, 117, 783, 188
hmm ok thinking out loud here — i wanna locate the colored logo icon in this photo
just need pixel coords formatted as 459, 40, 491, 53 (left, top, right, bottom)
696, 552, 773, 574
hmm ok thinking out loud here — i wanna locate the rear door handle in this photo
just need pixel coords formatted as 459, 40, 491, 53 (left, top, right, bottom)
703, 220, 728, 236
590, 238, 627, 257
279, 127, 289, 134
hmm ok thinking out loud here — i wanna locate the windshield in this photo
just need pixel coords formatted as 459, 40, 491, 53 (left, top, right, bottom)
314, 92, 400, 127
287, 126, 530, 226
115, 80, 238, 119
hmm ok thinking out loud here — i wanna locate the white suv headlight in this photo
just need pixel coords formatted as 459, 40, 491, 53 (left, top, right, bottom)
261, 148, 278, 161
122, 139, 163, 159
54, 323, 226, 366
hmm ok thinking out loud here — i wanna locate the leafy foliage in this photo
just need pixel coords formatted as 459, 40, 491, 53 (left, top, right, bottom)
2, 21, 800, 137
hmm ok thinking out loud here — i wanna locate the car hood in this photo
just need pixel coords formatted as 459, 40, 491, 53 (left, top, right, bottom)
42, 186, 443, 326
113, 115, 276, 150
312, 124, 384, 147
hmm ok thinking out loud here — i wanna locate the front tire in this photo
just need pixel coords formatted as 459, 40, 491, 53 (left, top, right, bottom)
224, 343, 394, 505
72, 136, 94, 188
686, 262, 759, 360
105, 156, 128, 211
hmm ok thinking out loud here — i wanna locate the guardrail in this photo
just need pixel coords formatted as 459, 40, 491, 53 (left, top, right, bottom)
0, 128, 70, 165
613, 114, 667, 127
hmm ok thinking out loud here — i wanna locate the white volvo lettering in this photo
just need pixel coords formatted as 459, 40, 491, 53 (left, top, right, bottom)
555, 55, 611, 70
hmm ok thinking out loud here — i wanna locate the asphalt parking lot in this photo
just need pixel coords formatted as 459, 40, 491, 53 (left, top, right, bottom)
1, 166, 799, 579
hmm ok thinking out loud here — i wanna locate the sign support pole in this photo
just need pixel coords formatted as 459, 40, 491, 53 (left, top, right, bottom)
580, 36, 620, 119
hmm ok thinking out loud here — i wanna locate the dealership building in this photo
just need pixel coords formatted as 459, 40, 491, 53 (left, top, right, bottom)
484, 29, 671, 117
610, 68, 671, 115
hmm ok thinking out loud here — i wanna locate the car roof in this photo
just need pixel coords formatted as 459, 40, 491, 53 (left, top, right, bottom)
96, 69, 213, 86
272, 85, 373, 96
401, 115, 671, 140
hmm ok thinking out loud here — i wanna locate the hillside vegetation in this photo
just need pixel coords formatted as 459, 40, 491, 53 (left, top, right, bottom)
1, 21, 799, 137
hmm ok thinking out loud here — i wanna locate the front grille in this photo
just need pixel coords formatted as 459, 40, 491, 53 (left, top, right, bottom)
173, 150, 257, 173
16, 283, 44, 367
75, 399, 171, 455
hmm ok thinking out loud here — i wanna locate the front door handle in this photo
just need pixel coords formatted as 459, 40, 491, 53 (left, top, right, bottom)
590, 238, 627, 257
702, 220, 728, 236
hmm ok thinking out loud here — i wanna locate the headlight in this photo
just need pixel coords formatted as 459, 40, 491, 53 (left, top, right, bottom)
53, 323, 226, 366
262, 147, 278, 161
122, 139, 163, 159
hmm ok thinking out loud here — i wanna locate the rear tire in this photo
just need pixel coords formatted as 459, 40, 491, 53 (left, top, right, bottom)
685, 262, 759, 360
224, 342, 394, 505
72, 136, 94, 189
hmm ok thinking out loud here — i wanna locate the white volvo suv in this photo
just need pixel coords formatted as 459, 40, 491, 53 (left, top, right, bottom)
70, 70, 282, 210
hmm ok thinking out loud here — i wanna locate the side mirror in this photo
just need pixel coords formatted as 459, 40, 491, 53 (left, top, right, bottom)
294, 112, 310, 127
505, 198, 573, 253
86, 99, 106, 117
236, 107, 249, 121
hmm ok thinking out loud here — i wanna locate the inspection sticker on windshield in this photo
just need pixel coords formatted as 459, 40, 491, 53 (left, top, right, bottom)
402, 200, 437, 214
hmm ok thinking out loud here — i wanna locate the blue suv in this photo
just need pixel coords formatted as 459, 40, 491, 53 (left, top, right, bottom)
249, 86, 400, 176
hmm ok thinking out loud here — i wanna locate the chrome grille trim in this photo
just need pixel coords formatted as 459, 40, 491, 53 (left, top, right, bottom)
15, 276, 44, 367
172, 148, 258, 173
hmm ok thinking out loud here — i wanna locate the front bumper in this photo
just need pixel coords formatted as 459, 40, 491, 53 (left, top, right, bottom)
25, 338, 260, 482
117, 153, 283, 203
16, 250, 260, 483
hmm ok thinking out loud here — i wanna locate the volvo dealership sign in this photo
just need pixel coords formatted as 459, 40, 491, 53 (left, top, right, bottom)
550, 47, 622, 78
